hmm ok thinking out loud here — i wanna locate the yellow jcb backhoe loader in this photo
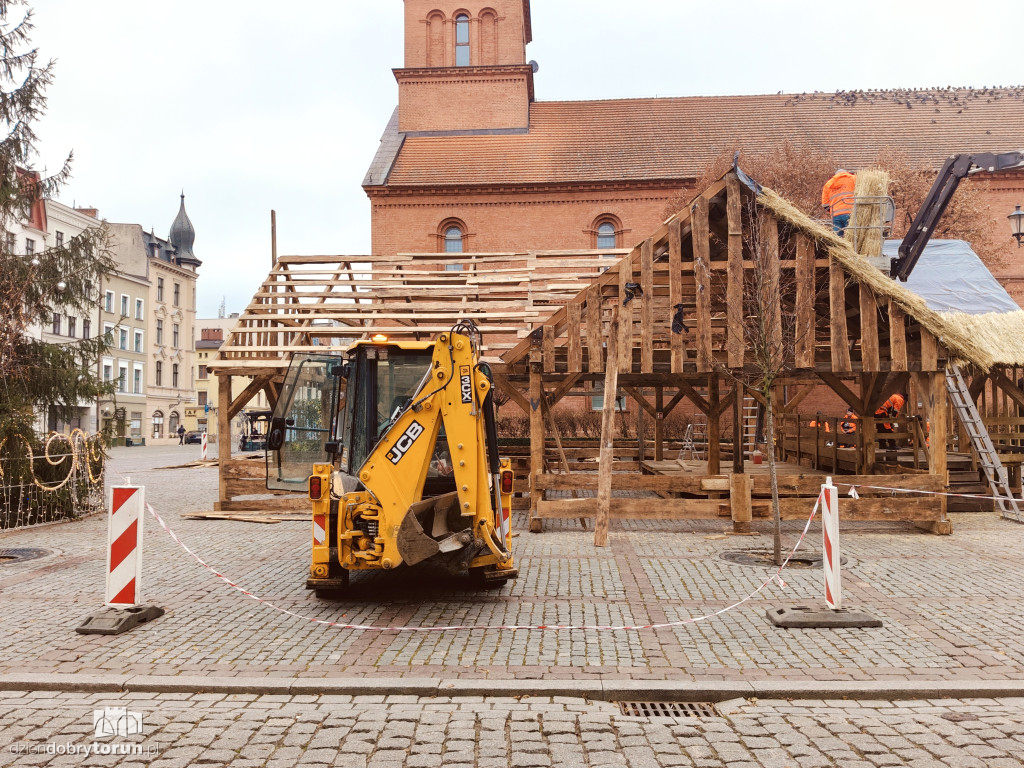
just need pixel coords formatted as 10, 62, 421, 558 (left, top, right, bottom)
266, 321, 516, 597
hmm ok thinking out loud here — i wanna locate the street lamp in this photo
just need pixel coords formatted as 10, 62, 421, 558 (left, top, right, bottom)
1010, 205, 1024, 248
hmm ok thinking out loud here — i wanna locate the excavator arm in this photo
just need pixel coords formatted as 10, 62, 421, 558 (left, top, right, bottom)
890, 150, 1024, 281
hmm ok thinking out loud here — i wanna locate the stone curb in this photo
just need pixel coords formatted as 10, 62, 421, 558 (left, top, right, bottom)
1, 674, 1022, 702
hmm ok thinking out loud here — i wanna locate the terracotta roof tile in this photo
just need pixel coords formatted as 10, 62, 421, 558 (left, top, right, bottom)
382, 88, 1024, 187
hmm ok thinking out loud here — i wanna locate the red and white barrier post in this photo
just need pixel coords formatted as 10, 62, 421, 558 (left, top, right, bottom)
201, 431, 208, 461
76, 486, 164, 634
105, 486, 145, 606
820, 476, 842, 610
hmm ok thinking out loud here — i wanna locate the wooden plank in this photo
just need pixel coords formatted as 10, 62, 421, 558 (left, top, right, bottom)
693, 196, 712, 372
655, 387, 665, 462
762, 216, 783, 354
216, 374, 232, 506
492, 372, 530, 414
618, 253, 634, 374
750, 473, 943, 496
920, 327, 937, 372
730, 473, 752, 533
889, 300, 908, 371
668, 218, 684, 373
586, 284, 604, 374
567, 302, 582, 373
859, 284, 880, 371
543, 325, 555, 373
829, 260, 852, 372
726, 174, 745, 368
538, 498, 726, 520
535, 473, 729, 493
795, 233, 815, 368
641, 237, 654, 373
926, 370, 948, 518
595, 308, 620, 547
707, 373, 721, 475
529, 354, 545, 533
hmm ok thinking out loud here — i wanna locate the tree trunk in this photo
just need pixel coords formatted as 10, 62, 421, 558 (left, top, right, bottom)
765, 394, 782, 565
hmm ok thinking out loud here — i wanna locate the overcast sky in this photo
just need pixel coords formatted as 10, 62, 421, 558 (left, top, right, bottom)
29, 0, 1023, 318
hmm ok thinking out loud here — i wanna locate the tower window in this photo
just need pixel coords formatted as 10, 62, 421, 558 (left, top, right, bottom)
597, 222, 616, 249
455, 14, 470, 66
592, 215, 624, 250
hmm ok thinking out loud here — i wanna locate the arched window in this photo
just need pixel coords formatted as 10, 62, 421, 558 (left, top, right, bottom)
455, 13, 470, 66
152, 410, 164, 439
591, 215, 623, 250
426, 11, 445, 67
168, 411, 179, 433
444, 226, 464, 253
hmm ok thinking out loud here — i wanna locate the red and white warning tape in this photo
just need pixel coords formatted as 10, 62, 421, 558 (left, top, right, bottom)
144, 499, 821, 633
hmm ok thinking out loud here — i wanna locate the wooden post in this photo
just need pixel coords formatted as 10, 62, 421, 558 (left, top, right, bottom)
707, 373, 721, 475
795, 234, 815, 368
216, 373, 232, 509
928, 370, 948, 520
529, 352, 545, 533
668, 219, 684, 373
726, 174, 744, 369
595, 309, 620, 547
655, 387, 665, 462
730, 472, 752, 534
693, 197, 712, 372
636, 391, 645, 464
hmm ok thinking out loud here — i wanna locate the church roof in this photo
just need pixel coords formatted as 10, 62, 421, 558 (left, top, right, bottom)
376, 87, 1024, 188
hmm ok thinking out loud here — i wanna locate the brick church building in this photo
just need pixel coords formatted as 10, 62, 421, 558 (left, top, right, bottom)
364, 0, 1024, 299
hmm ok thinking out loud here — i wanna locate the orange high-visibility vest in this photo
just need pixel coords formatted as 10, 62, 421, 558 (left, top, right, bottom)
822, 171, 856, 217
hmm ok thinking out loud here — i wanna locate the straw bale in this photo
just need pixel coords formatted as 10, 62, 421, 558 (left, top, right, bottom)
755, 186, 1021, 371
849, 169, 890, 258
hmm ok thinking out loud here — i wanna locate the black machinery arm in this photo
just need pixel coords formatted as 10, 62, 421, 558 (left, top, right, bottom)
890, 150, 1024, 281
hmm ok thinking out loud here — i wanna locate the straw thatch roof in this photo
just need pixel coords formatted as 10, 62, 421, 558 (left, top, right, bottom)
757, 188, 1024, 372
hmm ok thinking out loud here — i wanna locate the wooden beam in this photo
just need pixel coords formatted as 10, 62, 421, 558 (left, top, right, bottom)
730, 472, 751, 533
889, 300, 908, 371
829, 261, 852, 372
618, 250, 634, 374
920, 328, 937, 372
529, 352, 545, 533
228, 375, 272, 419
655, 387, 665, 462
726, 174, 744, 369
492, 372, 530, 414
567, 302, 582, 373
596, 308, 620, 547
817, 372, 864, 416
707, 373, 721, 475
217, 374, 232, 506
585, 283, 603, 374
669, 218, 684, 373
762, 217, 783, 353
641, 237, 654, 374
622, 386, 657, 417
693, 196, 712, 372
549, 372, 583, 407
859, 284, 880, 371
782, 384, 814, 414
542, 325, 555, 373
795, 233, 815, 368
733, 386, 745, 475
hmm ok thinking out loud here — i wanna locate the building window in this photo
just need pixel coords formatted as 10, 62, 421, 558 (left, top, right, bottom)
152, 410, 164, 439
593, 215, 622, 250
198, 391, 208, 406
172, 363, 179, 388
130, 411, 142, 438
590, 384, 626, 412
155, 361, 162, 386
156, 319, 163, 345
135, 298, 144, 319
157, 277, 164, 302
444, 225, 464, 253
25, 238, 34, 256
455, 13, 470, 66
103, 323, 114, 343
172, 323, 180, 348
104, 290, 114, 312
102, 362, 113, 383
168, 411, 180, 433
82, 319, 90, 340
51, 312, 61, 335
67, 316, 76, 338
134, 329, 143, 353
6, 232, 15, 253
120, 294, 129, 317
118, 365, 128, 393
133, 367, 142, 394
55, 231, 64, 247
198, 365, 208, 380
119, 328, 128, 351
173, 282, 180, 307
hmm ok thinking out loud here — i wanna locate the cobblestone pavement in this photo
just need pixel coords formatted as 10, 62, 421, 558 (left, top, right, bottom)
0, 445, 1023, 686
1, 690, 1022, 767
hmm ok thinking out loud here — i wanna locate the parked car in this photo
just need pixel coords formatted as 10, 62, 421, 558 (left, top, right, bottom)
183, 430, 204, 445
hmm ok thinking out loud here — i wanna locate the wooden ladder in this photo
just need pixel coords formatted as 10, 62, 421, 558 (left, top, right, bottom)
946, 362, 1023, 522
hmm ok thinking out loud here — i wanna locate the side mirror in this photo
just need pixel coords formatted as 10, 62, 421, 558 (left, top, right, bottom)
267, 417, 287, 451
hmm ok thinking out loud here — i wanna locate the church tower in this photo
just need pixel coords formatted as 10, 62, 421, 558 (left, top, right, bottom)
395, 1, 534, 133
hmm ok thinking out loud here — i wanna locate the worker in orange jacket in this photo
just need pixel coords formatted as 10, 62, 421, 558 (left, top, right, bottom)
821, 169, 856, 236
875, 392, 906, 449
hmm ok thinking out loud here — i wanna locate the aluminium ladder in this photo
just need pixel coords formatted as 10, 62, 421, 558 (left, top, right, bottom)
945, 362, 1024, 522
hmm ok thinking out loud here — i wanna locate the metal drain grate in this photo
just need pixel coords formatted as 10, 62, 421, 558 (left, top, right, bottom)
0, 548, 54, 565
618, 701, 719, 718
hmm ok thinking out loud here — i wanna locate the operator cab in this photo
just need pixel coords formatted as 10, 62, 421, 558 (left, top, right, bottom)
266, 340, 456, 496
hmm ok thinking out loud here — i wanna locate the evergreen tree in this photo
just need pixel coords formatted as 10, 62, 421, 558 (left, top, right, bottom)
0, 0, 114, 446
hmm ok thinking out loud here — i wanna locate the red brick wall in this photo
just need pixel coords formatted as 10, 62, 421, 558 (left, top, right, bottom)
404, 1, 527, 68
396, 68, 531, 132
